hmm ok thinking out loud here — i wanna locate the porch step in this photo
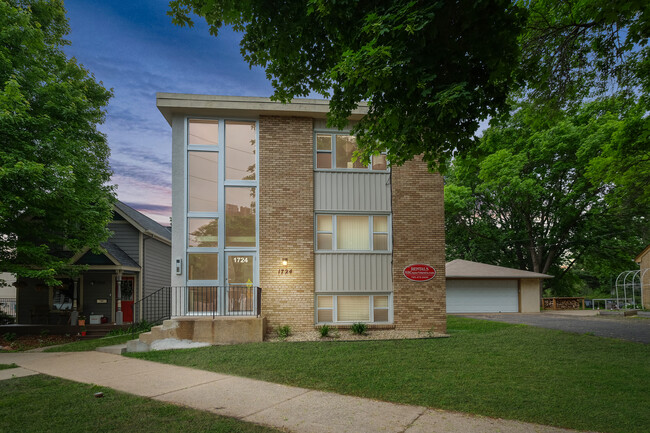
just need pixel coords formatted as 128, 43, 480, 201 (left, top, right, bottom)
96, 344, 127, 355
127, 316, 267, 352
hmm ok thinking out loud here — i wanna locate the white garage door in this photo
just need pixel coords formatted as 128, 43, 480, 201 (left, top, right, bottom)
446, 279, 518, 313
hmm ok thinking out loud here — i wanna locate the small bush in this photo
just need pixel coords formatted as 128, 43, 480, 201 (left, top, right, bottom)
40, 329, 50, 338
276, 325, 291, 340
318, 325, 330, 338
3, 332, 17, 342
351, 322, 367, 335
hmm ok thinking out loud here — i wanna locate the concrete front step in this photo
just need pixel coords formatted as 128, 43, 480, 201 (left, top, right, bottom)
96, 344, 128, 355
128, 316, 267, 352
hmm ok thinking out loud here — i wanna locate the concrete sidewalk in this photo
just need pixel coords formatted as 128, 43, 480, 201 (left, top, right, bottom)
0, 351, 590, 433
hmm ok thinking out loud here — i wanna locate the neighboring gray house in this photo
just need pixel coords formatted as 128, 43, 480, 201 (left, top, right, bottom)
15, 201, 171, 325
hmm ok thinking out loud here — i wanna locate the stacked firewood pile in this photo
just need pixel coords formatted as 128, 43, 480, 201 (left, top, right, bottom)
543, 297, 585, 310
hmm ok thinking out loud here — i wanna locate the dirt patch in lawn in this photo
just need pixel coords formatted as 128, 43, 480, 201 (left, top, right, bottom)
0, 334, 79, 352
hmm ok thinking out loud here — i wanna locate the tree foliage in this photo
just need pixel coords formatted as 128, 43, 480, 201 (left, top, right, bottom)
520, 0, 650, 106
445, 98, 648, 294
168, 0, 525, 169
0, 0, 114, 285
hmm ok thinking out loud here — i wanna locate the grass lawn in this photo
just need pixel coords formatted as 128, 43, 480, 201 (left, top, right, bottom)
0, 374, 281, 433
0, 363, 18, 370
44, 333, 141, 352
128, 317, 650, 433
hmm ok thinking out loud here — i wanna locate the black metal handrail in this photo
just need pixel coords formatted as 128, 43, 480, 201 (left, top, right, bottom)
132, 286, 262, 326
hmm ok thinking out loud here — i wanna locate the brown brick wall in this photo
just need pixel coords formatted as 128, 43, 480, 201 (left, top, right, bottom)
391, 157, 446, 332
258, 116, 315, 332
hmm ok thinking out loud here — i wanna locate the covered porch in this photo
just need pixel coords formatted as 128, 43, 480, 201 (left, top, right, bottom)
14, 242, 141, 326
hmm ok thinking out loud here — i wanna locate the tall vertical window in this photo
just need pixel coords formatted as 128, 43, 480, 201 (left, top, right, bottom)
186, 118, 258, 289
188, 152, 218, 212
225, 121, 256, 180
225, 187, 256, 247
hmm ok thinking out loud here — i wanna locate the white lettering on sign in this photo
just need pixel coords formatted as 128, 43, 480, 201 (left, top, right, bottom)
233, 257, 249, 263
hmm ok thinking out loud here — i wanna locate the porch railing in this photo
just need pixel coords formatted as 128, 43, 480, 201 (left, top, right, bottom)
133, 286, 262, 325
0, 298, 16, 324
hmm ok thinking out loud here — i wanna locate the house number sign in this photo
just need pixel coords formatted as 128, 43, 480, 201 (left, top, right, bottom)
403, 264, 436, 282
278, 269, 293, 275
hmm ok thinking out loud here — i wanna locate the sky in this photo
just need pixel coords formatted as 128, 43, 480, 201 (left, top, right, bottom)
62, 0, 276, 225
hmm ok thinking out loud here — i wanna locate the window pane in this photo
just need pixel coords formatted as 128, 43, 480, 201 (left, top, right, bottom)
188, 119, 219, 146
225, 121, 256, 180
316, 134, 332, 150
188, 151, 218, 212
316, 152, 332, 168
374, 308, 389, 322
373, 216, 388, 232
52, 280, 73, 311
336, 135, 366, 169
188, 218, 218, 247
227, 255, 254, 285
374, 296, 388, 308
318, 309, 333, 322
226, 187, 256, 247
318, 296, 333, 308
337, 296, 370, 321
373, 234, 388, 250
317, 233, 332, 250
188, 253, 218, 280
372, 154, 387, 170
337, 216, 369, 250
317, 215, 332, 232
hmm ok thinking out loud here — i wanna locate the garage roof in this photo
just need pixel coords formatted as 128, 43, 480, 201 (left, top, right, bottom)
446, 259, 553, 279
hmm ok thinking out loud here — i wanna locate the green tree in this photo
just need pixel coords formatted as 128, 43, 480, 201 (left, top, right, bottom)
168, 0, 525, 169
0, 0, 114, 286
519, 0, 650, 106
445, 97, 648, 294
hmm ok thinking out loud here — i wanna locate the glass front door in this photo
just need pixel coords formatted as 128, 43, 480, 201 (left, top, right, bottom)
226, 253, 256, 315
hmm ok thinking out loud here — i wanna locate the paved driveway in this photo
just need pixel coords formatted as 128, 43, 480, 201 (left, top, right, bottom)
456, 313, 650, 344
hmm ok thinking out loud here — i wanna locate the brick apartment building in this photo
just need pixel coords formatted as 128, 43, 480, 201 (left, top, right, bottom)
157, 94, 446, 334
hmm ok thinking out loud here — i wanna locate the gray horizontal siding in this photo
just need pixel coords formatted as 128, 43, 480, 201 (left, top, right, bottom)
107, 222, 140, 264
315, 253, 392, 293
143, 238, 171, 297
314, 172, 391, 212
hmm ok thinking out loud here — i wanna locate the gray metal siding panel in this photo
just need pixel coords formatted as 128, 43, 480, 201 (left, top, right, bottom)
315, 254, 392, 292
143, 238, 171, 297
314, 172, 391, 212
107, 222, 140, 263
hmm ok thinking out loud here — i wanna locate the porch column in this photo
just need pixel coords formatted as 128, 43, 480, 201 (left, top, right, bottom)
116, 271, 123, 325
70, 279, 79, 325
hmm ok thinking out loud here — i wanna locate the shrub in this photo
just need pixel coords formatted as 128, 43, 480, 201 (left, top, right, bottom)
276, 325, 291, 340
3, 332, 18, 342
318, 325, 330, 338
351, 322, 367, 335
40, 329, 50, 338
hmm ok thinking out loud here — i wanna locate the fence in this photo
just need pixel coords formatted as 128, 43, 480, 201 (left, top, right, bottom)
0, 298, 17, 324
133, 286, 262, 325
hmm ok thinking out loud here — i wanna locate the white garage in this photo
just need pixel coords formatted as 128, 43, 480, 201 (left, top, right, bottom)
446, 259, 553, 313
447, 279, 519, 313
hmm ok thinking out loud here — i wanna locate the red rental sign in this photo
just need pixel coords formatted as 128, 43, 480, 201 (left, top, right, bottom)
403, 264, 436, 282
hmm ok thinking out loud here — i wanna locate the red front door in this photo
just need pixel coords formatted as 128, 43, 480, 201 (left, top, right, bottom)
116, 276, 135, 323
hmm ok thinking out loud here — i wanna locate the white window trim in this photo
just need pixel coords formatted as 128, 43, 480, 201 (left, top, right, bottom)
313, 131, 389, 172
314, 213, 392, 253
316, 294, 393, 324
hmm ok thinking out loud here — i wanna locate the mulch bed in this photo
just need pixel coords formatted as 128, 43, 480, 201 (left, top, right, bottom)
0, 334, 79, 352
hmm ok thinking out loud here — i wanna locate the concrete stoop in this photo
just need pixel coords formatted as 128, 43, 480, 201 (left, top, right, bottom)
127, 316, 267, 352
